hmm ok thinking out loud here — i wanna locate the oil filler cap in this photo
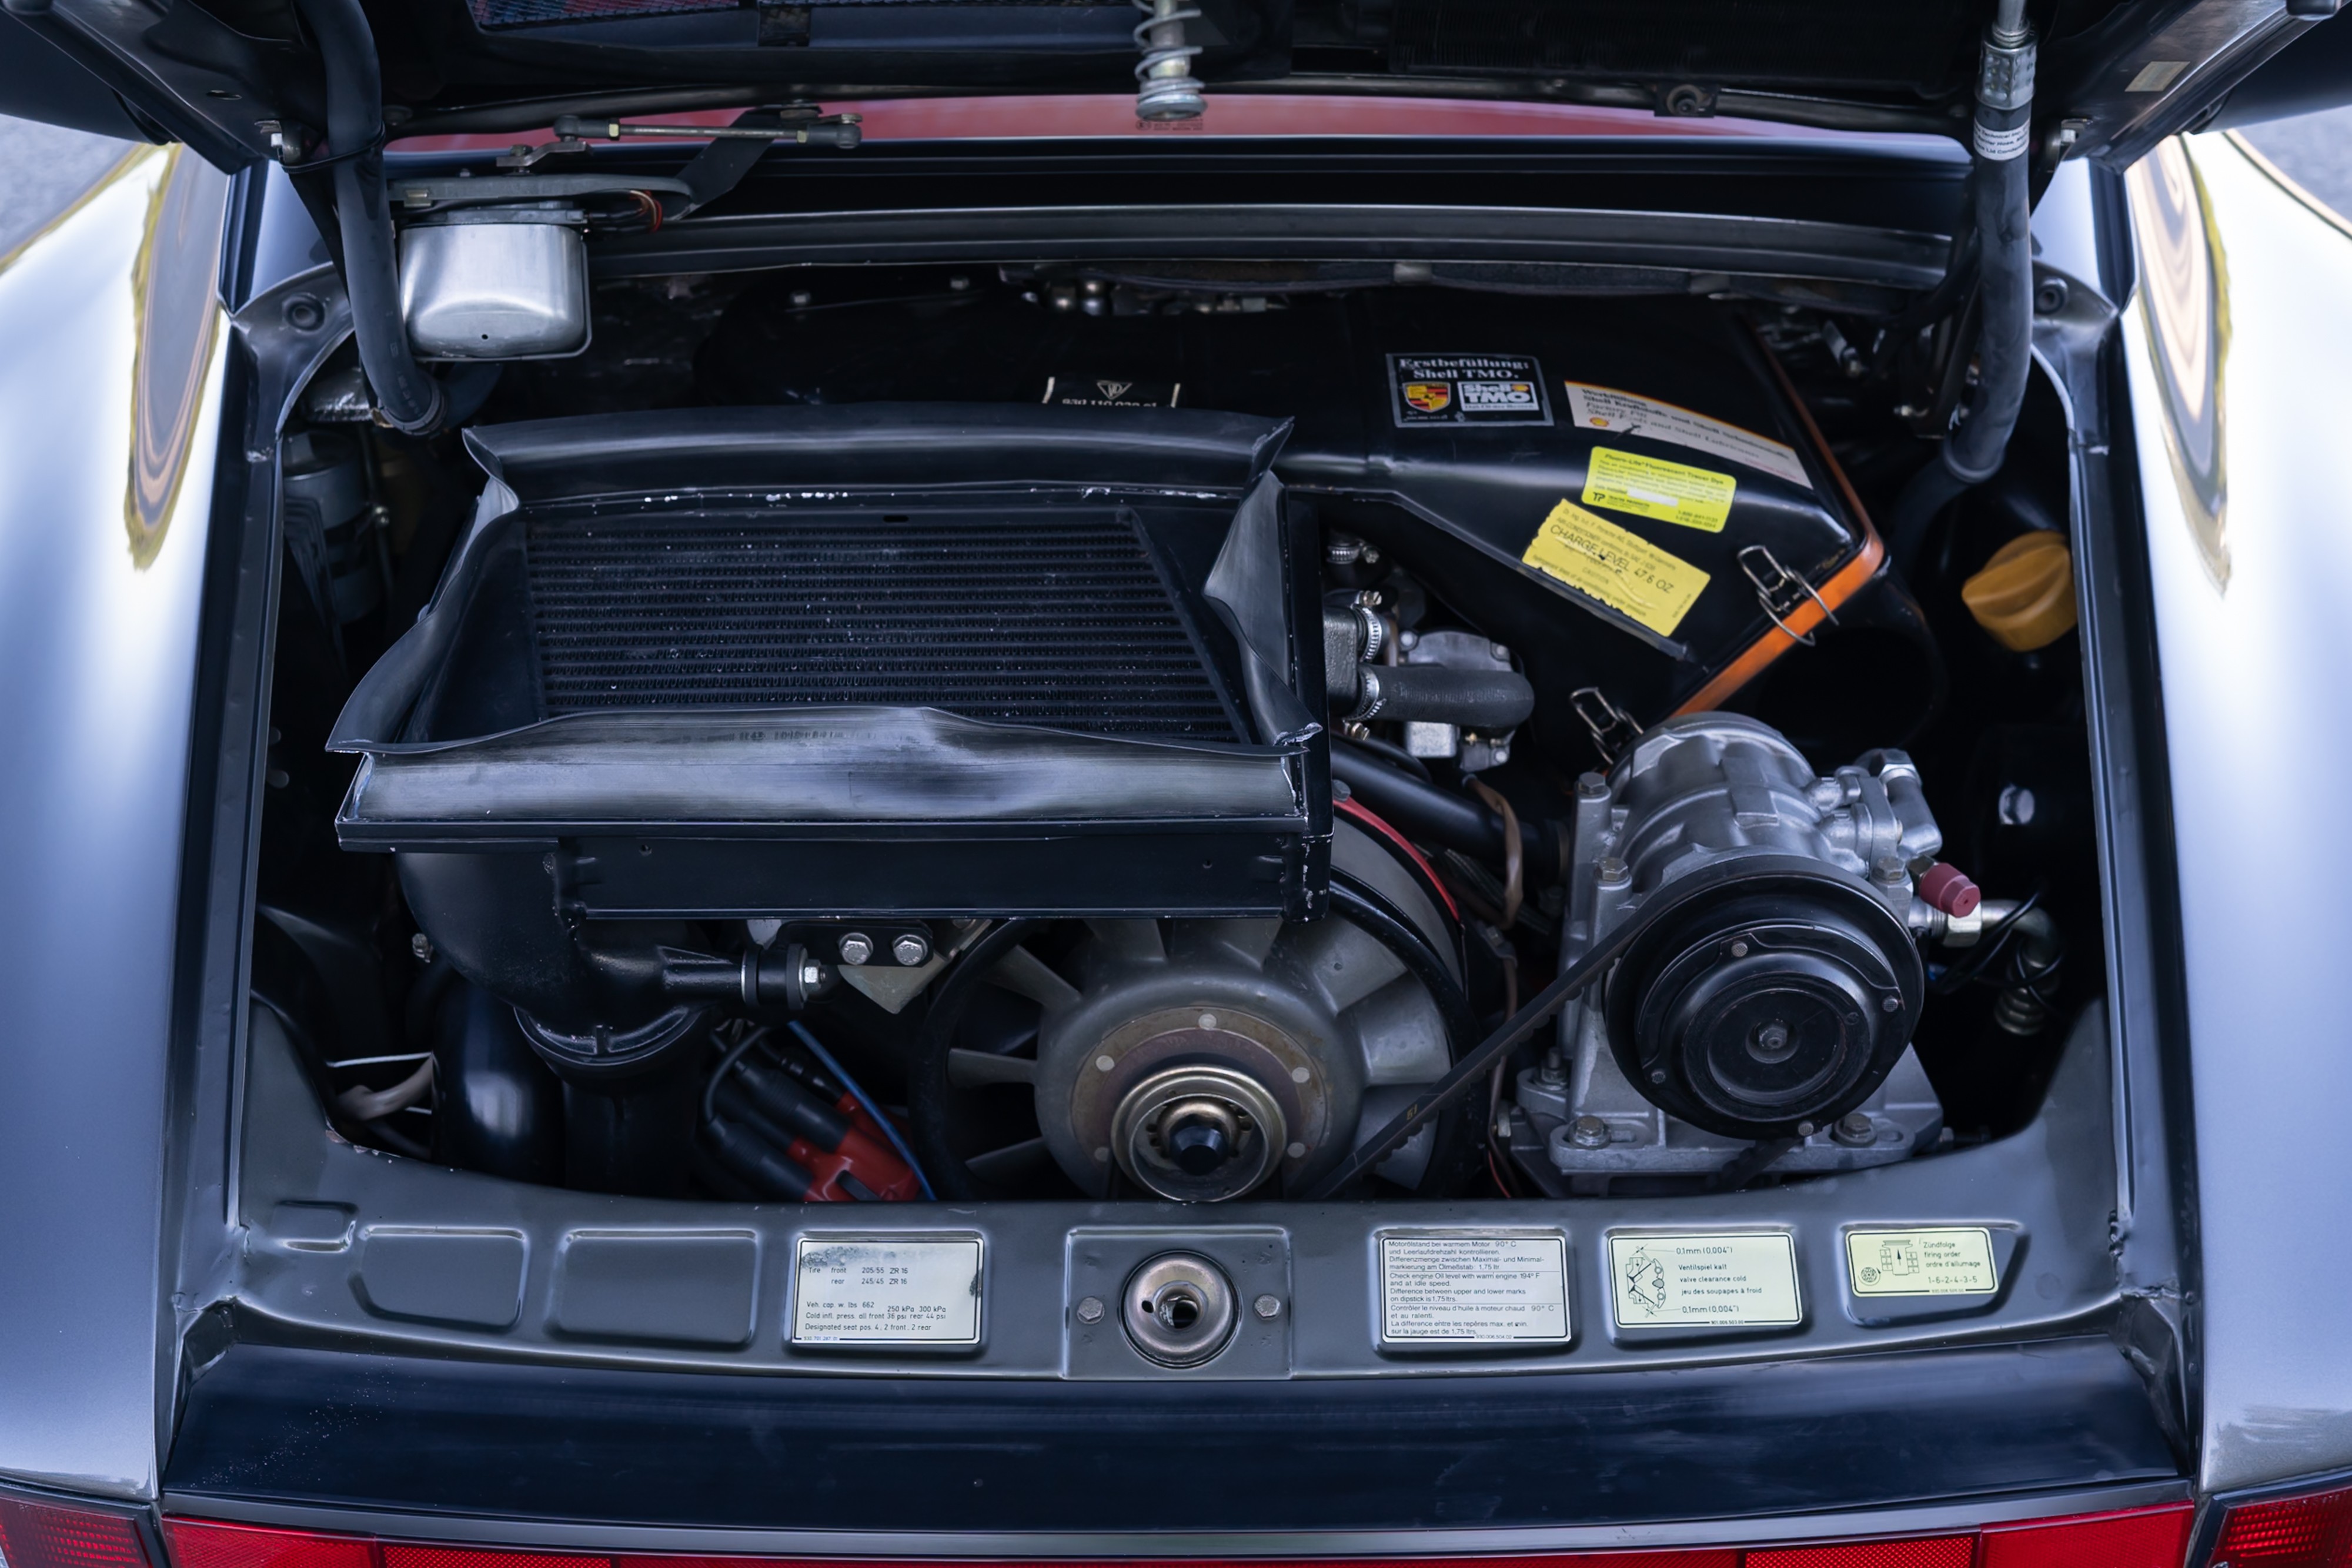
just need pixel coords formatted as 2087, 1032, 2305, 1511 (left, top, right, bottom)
1122, 1252, 1238, 1368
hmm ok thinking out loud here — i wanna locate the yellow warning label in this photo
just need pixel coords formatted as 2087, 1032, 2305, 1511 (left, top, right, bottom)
1582, 447, 1738, 533
1522, 500, 1710, 638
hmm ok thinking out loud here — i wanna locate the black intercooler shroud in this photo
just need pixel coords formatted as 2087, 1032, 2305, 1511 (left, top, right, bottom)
523, 504, 1244, 741
327, 405, 1329, 921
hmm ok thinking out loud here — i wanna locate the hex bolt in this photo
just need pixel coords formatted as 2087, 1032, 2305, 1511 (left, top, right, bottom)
1577, 773, 1611, 800
410, 932, 435, 964
1254, 1294, 1282, 1320
892, 932, 931, 966
1599, 857, 1632, 886
837, 931, 874, 965
1075, 1296, 1105, 1324
1570, 1115, 1611, 1149
1833, 1112, 1876, 1147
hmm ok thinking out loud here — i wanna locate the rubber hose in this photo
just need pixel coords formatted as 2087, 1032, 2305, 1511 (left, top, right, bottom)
1330, 740, 1558, 884
291, 0, 443, 434
1345, 663, 1536, 728
908, 918, 1046, 1201
1892, 123, 2033, 577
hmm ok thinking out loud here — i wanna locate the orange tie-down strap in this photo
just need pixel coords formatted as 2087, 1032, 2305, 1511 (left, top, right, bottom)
1672, 330, 1890, 718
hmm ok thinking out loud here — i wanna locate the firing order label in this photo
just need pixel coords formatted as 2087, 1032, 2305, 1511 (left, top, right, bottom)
791, 1236, 983, 1345
1380, 1234, 1570, 1342
1608, 1232, 1801, 1329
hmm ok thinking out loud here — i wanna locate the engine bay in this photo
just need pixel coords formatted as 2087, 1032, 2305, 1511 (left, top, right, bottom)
245, 257, 2103, 1365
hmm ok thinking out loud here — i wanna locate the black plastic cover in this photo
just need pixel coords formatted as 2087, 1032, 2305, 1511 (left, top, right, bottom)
328, 404, 1334, 920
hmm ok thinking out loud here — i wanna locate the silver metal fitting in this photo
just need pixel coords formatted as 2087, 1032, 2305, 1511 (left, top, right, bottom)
1976, 36, 2037, 110
892, 932, 932, 967
837, 931, 874, 966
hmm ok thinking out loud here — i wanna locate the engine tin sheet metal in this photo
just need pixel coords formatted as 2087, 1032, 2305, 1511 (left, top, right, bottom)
230, 1001, 2114, 1380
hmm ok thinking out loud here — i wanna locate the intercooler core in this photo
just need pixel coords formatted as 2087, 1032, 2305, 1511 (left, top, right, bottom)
522, 504, 1245, 740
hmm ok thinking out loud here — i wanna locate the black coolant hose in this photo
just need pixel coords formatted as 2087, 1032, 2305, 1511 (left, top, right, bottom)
1330, 739, 1561, 885
1887, 0, 2035, 576
292, 0, 443, 435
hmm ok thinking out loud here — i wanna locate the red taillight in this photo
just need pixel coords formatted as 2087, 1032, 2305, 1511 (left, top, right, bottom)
1982, 1506, 2196, 1568
164, 1521, 371, 1568
0, 1495, 151, 1568
1746, 1539, 1972, 1568
158, 1505, 2204, 1568
2206, 1481, 2352, 1567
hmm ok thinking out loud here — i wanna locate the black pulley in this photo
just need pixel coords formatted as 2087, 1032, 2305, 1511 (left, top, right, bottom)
1603, 871, 1922, 1141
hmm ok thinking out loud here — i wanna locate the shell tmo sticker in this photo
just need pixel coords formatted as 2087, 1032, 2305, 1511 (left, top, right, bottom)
1389, 354, 1552, 427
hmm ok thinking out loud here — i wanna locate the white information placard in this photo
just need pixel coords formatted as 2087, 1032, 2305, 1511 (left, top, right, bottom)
1608, 1232, 1802, 1328
1845, 1228, 1999, 1296
791, 1236, 983, 1345
1379, 1234, 1570, 1343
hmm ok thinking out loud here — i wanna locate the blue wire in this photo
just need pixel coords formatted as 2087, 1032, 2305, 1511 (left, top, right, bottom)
789, 1020, 936, 1200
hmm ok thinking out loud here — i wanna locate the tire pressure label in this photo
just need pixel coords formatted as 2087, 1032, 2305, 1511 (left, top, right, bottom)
1522, 499, 1710, 638
1845, 1228, 1999, 1296
792, 1236, 983, 1345
1608, 1232, 1801, 1328
1389, 354, 1553, 426
1379, 1234, 1571, 1343
1563, 382, 1812, 489
1583, 447, 1739, 533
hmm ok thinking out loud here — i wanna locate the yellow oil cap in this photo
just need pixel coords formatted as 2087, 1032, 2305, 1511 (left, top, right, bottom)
1962, 531, 2076, 652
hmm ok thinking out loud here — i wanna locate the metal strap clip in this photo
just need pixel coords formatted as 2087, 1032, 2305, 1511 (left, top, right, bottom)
1571, 687, 1641, 764
1739, 544, 1838, 647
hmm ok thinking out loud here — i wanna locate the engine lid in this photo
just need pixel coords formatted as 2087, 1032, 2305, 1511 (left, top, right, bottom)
9, 0, 2347, 179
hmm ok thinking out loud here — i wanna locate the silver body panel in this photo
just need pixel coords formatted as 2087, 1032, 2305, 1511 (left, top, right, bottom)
0, 148, 229, 1497
2122, 130, 2352, 1492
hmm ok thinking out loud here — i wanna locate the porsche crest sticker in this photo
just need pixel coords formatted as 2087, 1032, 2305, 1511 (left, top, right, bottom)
1389, 354, 1552, 427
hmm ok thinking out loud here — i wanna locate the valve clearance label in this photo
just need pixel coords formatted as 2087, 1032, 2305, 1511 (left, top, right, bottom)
1582, 447, 1739, 533
1608, 1232, 1801, 1328
1522, 499, 1710, 638
792, 1236, 982, 1345
1379, 1234, 1571, 1343
1563, 382, 1812, 489
1845, 1228, 1999, 1296
1389, 353, 1553, 426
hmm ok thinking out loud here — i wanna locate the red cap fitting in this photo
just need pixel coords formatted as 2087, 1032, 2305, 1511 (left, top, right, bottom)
1918, 862, 1982, 917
